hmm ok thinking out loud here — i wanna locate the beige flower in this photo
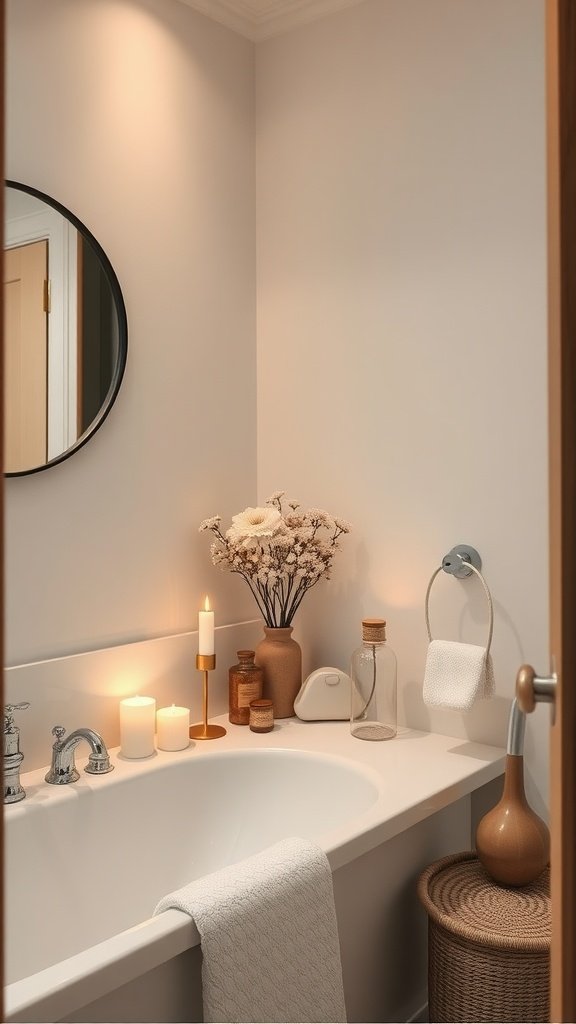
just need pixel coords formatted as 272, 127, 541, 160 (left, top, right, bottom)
334, 517, 352, 534
306, 508, 333, 525
199, 515, 221, 532
226, 506, 282, 542
270, 533, 292, 549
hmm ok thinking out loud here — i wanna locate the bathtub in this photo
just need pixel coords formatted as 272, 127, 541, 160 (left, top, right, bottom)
5, 718, 504, 1023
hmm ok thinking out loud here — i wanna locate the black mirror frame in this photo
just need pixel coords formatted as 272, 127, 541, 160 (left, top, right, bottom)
4, 180, 128, 478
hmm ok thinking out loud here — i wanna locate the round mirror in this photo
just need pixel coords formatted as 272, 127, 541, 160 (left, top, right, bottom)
4, 181, 127, 476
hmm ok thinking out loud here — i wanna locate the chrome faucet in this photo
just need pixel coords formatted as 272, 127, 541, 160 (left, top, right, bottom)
45, 726, 114, 785
4, 702, 30, 803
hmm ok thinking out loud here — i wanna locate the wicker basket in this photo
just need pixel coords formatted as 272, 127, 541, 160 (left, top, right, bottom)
417, 851, 550, 1023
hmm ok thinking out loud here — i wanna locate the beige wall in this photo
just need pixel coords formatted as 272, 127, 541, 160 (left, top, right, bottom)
7, 0, 551, 812
6, 0, 257, 664
256, 0, 550, 810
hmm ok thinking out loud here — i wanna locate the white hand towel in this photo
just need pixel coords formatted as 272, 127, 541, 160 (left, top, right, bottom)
154, 836, 347, 1024
423, 639, 495, 711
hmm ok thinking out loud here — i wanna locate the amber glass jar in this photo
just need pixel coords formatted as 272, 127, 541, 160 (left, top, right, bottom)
229, 650, 264, 725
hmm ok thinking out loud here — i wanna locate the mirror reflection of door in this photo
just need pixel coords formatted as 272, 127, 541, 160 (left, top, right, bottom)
4, 239, 48, 472
4, 183, 126, 476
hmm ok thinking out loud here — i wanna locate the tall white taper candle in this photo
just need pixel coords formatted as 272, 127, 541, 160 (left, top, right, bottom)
198, 595, 215, 655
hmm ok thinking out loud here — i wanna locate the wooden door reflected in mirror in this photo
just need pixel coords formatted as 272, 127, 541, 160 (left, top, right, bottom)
4, 181, 127, 477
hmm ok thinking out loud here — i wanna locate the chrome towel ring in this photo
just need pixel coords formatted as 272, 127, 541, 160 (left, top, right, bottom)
425, 545, 494, 653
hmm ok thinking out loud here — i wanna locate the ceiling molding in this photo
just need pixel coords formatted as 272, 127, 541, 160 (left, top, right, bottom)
176, 0, 255, 38
176, 0, 368, 41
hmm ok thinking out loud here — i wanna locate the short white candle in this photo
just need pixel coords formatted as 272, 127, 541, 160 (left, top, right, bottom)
198, 595, 215, 656
156, 704, 190, 751
120, 696, 156, 758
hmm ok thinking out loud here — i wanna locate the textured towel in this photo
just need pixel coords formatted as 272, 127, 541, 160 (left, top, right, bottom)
154, 837, 347, 1024
423, 639, 495, 711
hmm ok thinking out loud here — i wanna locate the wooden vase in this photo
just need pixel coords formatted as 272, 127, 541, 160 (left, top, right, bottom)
476, 753, 550, 886
254, 627, 302, 719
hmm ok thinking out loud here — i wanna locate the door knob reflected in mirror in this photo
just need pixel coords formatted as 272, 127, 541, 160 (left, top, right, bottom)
516, 664, 557, 722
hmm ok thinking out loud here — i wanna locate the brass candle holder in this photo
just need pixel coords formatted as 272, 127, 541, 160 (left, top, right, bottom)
189, 654, 226, 740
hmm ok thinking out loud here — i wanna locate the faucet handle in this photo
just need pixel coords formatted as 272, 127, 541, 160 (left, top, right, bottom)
4, 703, 30, 804
51, 725, 67, 743
4, 703, 30, 733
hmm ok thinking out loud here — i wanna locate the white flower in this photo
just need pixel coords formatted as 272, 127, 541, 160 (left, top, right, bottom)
199, 515, 221, 532
226, 506, 282, 542
286, 513, 304, 528
211, 544, 230, 568
334, 517, 352, 534
270, 533, 292, 549
306, 508, 333, 525
300, 551, 318, 566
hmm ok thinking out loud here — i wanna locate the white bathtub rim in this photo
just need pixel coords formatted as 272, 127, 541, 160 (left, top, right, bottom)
6, 742, 384, 814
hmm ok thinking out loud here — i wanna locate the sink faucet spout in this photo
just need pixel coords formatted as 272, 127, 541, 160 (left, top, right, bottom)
45, 726, 114, 785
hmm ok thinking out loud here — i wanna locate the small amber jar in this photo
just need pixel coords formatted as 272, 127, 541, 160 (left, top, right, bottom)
249, 699, 274, 733
229, 650, 264, 725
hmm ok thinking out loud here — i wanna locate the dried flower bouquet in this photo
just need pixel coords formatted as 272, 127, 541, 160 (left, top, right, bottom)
199, 492, 351, 628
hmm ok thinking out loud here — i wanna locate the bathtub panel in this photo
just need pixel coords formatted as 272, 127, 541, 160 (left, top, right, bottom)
59, 946, 203, 1024
332, 796, 470, 1023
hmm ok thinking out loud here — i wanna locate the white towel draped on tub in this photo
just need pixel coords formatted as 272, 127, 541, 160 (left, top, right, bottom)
154, 836, 347, 1024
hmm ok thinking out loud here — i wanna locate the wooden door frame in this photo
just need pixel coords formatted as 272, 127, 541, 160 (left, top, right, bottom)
0, 0, 5, 1017
547, 1, 576, 1021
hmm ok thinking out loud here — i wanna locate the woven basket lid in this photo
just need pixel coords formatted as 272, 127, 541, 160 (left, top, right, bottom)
418, 851, 550, 951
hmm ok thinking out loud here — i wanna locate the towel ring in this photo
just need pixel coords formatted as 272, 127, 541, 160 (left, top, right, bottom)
425, 557, 494, 654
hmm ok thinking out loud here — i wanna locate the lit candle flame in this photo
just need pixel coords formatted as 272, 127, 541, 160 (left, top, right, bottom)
204, 595, 211, 612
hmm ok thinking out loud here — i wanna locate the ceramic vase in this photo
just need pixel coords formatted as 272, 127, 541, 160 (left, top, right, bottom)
475, 753, 550, 886
254, 627, 302, 719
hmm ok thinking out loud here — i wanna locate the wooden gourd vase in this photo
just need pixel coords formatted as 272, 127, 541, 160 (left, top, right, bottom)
476, 752, 550, 886
254, 627, 302, 719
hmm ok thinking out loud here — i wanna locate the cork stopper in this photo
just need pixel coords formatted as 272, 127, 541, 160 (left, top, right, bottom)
362, 618, 386, 643
237, 650, 255, 661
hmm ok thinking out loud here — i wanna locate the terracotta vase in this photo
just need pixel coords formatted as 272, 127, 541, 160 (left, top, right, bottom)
475, 753, 550, 886
254, 627, 302, 719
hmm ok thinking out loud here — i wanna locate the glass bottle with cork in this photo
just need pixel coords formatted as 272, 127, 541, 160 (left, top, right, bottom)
229, 650, 263, 725
350, 618, 397, 740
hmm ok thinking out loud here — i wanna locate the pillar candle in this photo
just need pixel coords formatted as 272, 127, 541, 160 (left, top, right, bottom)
156, 705, 190, 751
120, 696, 156, 758
198, 596, 215, 656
